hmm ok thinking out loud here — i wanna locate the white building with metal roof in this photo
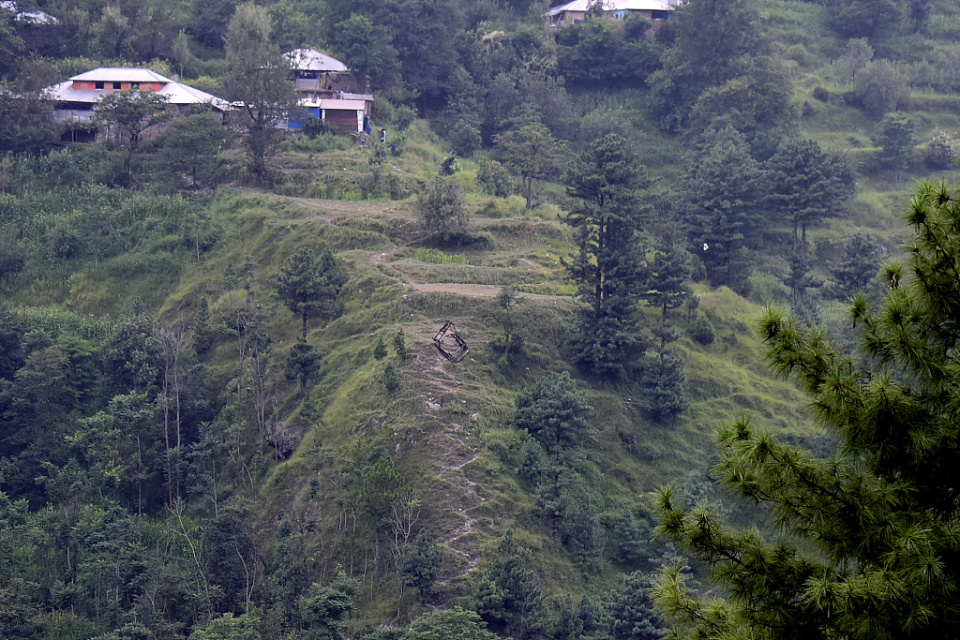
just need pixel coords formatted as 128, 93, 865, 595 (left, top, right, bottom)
1, 1, 57, 24
282, 49, 373, 133
44, 68, 231, 126
284, 48, 350, 73
547, 0, 677, 27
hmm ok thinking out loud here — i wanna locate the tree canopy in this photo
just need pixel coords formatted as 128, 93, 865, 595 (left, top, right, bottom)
565, 133, 654, 379
655, 180, 960, 639
223, 2, 298, 183
275, 246, 347, 339
494, 111, 564, 211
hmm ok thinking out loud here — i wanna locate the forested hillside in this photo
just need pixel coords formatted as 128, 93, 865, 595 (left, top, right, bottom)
2, 0, 960, 638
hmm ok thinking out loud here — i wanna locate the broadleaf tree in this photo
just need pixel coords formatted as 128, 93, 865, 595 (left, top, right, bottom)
494, 111, 564, 211
223, 3, 298, 183
159, 110, 230, 188
647, 0, 769, 132
654, 180, 960, 639
417, 176, 468, 244
94, 90, 170, 181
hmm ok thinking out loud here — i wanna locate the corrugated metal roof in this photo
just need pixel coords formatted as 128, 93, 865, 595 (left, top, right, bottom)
547, 0, 671, 16
71, 67, 171, 83
284, 49, 349, 72
157, 82, 231, 110
298, 98, 366, 110
339, 92, 374, 102
1, 1, 57, 23
44, 71, 230, 110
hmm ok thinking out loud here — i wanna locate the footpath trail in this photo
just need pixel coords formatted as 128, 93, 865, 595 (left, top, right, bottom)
284, 205, 571, 567
280, 195, 572, 301
371, 247, 572, 301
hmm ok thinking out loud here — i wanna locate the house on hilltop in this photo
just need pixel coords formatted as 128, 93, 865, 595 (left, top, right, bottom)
44, 68, 229, 142
284, 48, 373, 133
1, 0, 57, 24
547, 0, 678, 28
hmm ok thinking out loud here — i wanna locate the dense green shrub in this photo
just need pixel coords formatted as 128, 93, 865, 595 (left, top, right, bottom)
853, 60, 908, 118
924, 129, 957, 168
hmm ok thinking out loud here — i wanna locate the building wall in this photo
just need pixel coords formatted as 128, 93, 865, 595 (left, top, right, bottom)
72, 81, 165, 91
293, 72, 367, 99
552, 7, 671, 27
323, 108, 363, 132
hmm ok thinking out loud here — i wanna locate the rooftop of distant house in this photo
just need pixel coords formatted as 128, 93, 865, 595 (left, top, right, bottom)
547, 0, 676, 17
44, 68, 230, 110
284, 48, 349, 73
1, 0, 57, 23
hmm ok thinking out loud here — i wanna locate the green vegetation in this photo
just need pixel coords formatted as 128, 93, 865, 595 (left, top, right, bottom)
2, 0, 960, 636
413, 248, 469, 265
656, 181, 960, 638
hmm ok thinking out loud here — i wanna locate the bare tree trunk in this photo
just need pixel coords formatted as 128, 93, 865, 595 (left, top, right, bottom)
234, 308, 248, 407
169, 499, 214, 623
251, 342, 272, 437
160, 324, 187, 503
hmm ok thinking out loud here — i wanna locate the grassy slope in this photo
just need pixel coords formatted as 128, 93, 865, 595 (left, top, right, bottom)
10, 0, 960, 627
198, 5, 960, 620
160, 165, 816, 621
21, 150, 814, 622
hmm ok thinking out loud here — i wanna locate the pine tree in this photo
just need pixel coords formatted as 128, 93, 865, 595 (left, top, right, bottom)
578, 595, 604, 639
783, 245, 819, 316
641, 348, 687, 422
392, 328, 408, 362
401, 529, 443, 599
877, 112, 917, 169
373, 336, 388, 360
191, 298, 215, 355
654, 180, 960, 639
382, 362, 399, 392
299, 575, 359, 640
765, 139, 854, 258
515, 371, 594, 458
606, 572, 663, 640
565, 133, 654, 379
611, 509, 648, 569
275, 246, 346, 340
682, 127, 763, 292
832, 232, 884, 299
765, 139, 854, 309
474, 530, 546, 640
554, 594, 586, 640
642, 234, 694, 352
285, 336, 320, 399
640, 233, 693, 421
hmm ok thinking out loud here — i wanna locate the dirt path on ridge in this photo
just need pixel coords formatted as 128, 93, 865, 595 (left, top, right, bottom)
371, 246, 572, 300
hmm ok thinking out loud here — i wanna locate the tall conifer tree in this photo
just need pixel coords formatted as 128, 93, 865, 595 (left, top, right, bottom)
682, 127, 762, 292
565, 133, 653, 380
655, 181, 960, 639
275, 246, 346, 340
